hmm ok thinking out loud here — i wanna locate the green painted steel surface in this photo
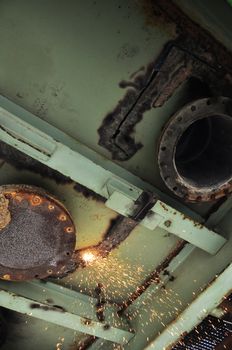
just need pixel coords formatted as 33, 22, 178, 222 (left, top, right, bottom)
0, 1, 231, 349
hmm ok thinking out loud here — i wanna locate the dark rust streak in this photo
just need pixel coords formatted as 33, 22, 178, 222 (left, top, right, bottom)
30, 303, 66, 313
142, 0, 232, 71
69, 336, 97, 350
81, 318, 92, 326
0, 141, 71, 184
75, 190, 156, 265
0, 141, 105, 204
96, 216, 138, 256
103, 324, 111, 330
74, 215, 138, 266
119, 241, 186, 312
98, 42, 173, 160
98, 0, 232, 161
73, 184, 106, 203
94, 283, 106, 322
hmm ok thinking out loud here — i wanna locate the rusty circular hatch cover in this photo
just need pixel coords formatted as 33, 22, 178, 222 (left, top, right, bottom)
0, 185, 76, 281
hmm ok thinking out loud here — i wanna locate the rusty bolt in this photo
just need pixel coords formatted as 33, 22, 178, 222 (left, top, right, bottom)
31, 196, 42, 206
66, 227, 73, 233
59, 214, 67, 221
164, 220, 172, 228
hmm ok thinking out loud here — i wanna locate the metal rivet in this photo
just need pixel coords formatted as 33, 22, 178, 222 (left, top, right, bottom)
59, 214, 67, 221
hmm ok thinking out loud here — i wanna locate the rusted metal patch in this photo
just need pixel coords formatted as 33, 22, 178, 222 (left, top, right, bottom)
139, 0, 232, 72
0, 193, 11, 230
69, 336, 97, 350
74, 184, 106, 203
94, 283, 106, 322
0, 184, 76, 281
98, 43, 175, 161
98, 0, 232, 161
30, 303, 66, 313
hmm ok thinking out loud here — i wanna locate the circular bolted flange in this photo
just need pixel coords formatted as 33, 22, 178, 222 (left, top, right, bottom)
158, 97, 232, 202
0, 185, 76, 281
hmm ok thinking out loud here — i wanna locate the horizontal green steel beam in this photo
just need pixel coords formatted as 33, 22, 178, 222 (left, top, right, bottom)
144, 261, 232, 350
0, 280, 133, 345
0, 96, 226, 254
0, 95, 202, 221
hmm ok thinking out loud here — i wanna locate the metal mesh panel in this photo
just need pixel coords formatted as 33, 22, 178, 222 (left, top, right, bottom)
173, 316, 232, 350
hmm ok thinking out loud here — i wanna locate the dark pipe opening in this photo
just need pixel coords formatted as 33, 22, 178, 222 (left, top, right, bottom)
175, 115, 232, 188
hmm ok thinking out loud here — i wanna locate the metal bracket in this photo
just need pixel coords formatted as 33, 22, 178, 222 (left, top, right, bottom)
105, 188, 226, 254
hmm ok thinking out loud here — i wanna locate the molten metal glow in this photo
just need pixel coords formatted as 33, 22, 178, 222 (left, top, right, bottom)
81, 251, 96, 264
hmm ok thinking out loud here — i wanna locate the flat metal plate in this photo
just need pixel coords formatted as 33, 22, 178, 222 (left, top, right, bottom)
0, 185, 76, 281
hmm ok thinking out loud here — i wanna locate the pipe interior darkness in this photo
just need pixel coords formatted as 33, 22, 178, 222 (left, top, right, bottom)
174, 115, 232, 188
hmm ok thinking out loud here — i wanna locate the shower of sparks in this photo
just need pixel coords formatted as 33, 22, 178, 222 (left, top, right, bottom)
74, 254, 146, 302
49, 251, 226, 349
56, 337, 64, 350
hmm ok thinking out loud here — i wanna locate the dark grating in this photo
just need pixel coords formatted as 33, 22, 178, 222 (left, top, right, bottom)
172, 315, 232, 350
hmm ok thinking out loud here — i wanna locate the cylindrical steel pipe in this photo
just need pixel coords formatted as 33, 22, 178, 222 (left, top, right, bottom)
158, 97, 232, 202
